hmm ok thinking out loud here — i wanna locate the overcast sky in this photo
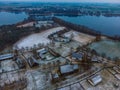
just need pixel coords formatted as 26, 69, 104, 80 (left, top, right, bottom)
0, 0, 120, 3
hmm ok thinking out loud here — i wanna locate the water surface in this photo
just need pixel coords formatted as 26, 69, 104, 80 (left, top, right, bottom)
58, 16, 120, 36
0, 12, 28, 26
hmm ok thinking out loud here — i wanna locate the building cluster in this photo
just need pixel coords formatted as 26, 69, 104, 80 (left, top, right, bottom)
0, 25, 120, 90
48, 28, 70, 43
35, 21, 54, 28
108, 66, 120, 80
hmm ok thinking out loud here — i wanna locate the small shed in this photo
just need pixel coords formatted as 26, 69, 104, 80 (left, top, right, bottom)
115, 74, 120, 80
88, 75, 102, 86
27, 57, 39, 67
91, 56, 99, 62
71, 52, 83, 61
16, 58, 25, 69
37, 48, 47, 55
52, 73, 59, 79
37, 48, 47, 59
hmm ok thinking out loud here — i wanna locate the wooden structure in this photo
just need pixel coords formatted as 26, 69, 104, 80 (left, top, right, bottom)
0, 53, 14, 61
88, 75, 102, 86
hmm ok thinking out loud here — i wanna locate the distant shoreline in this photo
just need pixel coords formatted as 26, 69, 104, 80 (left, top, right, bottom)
53, 17, 120, 41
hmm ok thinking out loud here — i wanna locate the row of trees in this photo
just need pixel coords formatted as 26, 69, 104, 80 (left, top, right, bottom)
53, 17, 101, 36
0, 23, 55, 52
53, 17, 120, 41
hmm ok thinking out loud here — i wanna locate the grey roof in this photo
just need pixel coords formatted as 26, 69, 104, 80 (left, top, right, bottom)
28, 57, 39, 67
53, 73, 59, 79
37, 48, 47, 54
60, 64, 79, 74
16, 58, 25, 68
72, 53, 83, 60
115, 74, 120, 80
91, 56, 98, 62
88, 75, 102, 86
39, 53, 45, 59
0, 54, 14, 61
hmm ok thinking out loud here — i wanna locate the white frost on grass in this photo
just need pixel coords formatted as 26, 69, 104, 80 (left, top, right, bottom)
1, 60, 19, 72
25, 70, 51, 90
64, 30, 95, 45
15, 27, 65, 48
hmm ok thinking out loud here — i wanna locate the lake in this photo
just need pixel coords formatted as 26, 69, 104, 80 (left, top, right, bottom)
0, 12, 28, 26
58, 16, 120, 36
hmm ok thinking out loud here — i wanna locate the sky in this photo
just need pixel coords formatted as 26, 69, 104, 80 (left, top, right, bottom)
0, 0, 120, 3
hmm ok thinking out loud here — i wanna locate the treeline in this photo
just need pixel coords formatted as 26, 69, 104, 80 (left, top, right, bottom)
0, 24, 55, 51
16, 19, 35, 26
48, 29, 69, 39
108, 35, 120, 41
53, 17, 101, 36
53, 17, 120, 41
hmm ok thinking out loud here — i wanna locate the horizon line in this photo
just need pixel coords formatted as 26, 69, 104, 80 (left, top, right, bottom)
0, 1, 120, 4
